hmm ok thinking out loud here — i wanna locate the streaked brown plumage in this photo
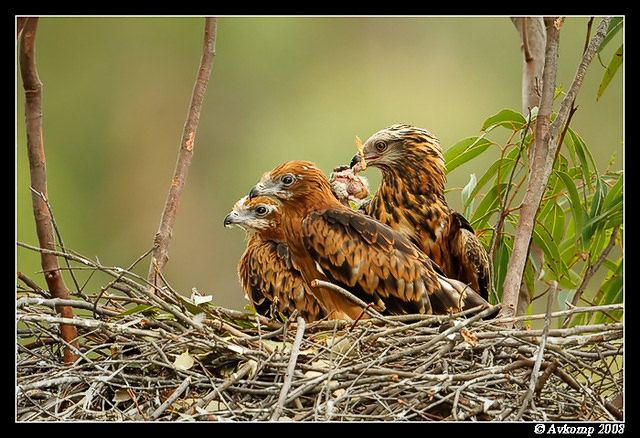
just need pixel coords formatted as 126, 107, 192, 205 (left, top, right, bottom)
248, 160, 489, 320
350, 124, 492, 301
224, 195, 326, 322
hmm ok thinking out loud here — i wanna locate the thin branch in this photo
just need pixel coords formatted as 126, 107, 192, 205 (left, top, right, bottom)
311, 279, 396, 323
147, 17, 218, 290
29, 187, 87, 300
515, 280, 556, 419
149, 376, 192, 420
271, 316, 306, 421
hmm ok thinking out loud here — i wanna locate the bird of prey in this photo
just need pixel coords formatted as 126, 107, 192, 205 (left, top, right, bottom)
248, 160, 490, 320
350, 124, 492, 301
224, 195, 326, 322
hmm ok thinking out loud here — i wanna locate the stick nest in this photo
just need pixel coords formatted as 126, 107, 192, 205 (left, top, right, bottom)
16, 258, 623, 422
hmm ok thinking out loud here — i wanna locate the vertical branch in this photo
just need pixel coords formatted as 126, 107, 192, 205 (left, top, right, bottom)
18, 17, 79, 364
511, 17, 546, 114
147, 17, 218, 290
499, 17, 611, 325
510, 16, 547, 319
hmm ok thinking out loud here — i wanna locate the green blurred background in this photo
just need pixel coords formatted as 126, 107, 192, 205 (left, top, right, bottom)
16, 16, 623, 313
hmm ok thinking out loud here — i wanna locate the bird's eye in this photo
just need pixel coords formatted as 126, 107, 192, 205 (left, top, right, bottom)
375, 141, 387, 152
255, 206, 267, 216
281, 174, 295, 186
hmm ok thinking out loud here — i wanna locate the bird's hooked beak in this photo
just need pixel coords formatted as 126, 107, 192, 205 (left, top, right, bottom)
350, 151, 373, 172
249, 173, 281, 201
349, 153, 362, 170
248, 184, 264, 200
223, 211, 239, 227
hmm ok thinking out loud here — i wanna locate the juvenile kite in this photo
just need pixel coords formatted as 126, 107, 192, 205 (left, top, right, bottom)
224, 195, 326, 322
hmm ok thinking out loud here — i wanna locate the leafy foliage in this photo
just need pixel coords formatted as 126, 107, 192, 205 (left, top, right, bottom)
445, 109, 623, 325
597, 17, 623, 101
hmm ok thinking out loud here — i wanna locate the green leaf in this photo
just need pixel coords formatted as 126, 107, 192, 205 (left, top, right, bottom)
480, 109, 528, 132
532, 222, 571, 282
492, 233, 513, 299
563, 128, 598, 184
444, 136, 493, 174
555, 170, 586, 241
581, 175, 623, 243
589, 174, 607, 217
597, 43, 623, 101
602, 172, 623, 212
548, 202, 566, 243
597, 17, 623, 53
469, 183, 506, 230
467, 145, 523, 208
593, 258, 623, 325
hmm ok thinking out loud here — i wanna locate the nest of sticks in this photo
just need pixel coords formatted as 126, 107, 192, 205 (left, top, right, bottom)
16, 249, 623, 422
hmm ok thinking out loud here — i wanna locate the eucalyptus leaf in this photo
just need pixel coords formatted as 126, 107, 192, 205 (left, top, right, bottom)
444, 136, 493, 174
480, 109, 527, 132
597, 43, 623, 101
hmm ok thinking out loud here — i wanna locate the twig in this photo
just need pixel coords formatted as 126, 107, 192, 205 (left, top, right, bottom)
18, 314, 164, 339
492, 302, 623, 326
149, 376, 192, 420
29, 188, 87, 300
190, 360, 255, 415
17, 297, 120, 317
271, 316, 306, 421
311, 279, 398, 323
516, 280, 556, 419
148, 17, 217, 290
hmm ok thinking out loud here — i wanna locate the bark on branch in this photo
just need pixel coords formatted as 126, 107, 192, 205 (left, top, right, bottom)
147, 17, 218, 290
499, 17, 612, 324
18, 17, 79, 364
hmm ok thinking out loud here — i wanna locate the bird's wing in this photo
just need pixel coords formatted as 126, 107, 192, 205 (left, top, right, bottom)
239, 239, 325, 321
301, 208, 439, 315
448, 212, 492, 301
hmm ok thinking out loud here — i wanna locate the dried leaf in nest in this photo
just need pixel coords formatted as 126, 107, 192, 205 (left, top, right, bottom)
173, 349, 195, 371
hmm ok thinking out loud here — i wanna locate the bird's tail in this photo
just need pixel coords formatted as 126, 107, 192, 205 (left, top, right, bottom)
431, 273, 492, 315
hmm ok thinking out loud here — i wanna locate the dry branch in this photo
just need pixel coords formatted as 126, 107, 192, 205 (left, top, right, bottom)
18, 16, 79, 364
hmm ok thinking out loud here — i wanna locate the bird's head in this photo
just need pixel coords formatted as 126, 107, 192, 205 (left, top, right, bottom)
249, 160, 339, 210
223, 195, 282, 235
350, 124, 444, 174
